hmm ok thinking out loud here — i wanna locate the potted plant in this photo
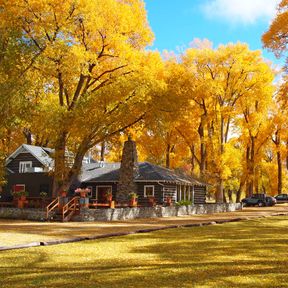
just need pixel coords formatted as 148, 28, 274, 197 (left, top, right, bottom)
166, 196, 172, 206
129, 192, 138, 207
75, 188, 90, 198
12, 191, 29, 208
20, 191, 29, 201
105, 191, 113, 202
13, 190, 29, 201
61, 190, 68, 197
80, 187, 91, 198
40, 191, 48, 208
148, 196, 155, 207
40, 191, 48, 199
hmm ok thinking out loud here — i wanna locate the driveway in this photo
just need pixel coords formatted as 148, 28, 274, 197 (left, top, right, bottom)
0, 204, 287, 249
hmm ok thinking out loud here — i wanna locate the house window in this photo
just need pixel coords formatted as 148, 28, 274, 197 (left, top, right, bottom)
19, 161, 32, 173
96, 186, 112, 202
144, 185, 154, 197
13, 184, 25, 193
39, 184, 49, 194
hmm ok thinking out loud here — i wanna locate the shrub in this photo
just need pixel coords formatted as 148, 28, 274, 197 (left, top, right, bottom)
175, 200, 192, 206
128, 192, 138, 199
12, 191, 29, 198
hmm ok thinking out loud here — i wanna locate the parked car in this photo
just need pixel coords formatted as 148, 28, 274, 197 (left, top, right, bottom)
274, 194, 288, 203
241, 194, 277, 207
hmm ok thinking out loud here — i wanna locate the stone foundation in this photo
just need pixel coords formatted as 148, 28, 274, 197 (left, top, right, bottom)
0, 203, 242, 222
0, 207, 46, 221
74, 203, 242, 222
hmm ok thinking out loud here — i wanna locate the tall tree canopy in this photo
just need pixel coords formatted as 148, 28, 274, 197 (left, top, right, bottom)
0, 0, 161, 195
262, 0, 288, 64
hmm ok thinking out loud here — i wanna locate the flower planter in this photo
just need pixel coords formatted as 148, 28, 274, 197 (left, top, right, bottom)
166, 197, 172, 206
61, 191, 67, 197
106, 195, 112, 202
148, 197, 156, 207
129, 198, 138, 207
20, 195, 26, 201
17, 199, 27, 209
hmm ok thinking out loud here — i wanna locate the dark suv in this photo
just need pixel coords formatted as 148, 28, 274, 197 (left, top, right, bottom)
274, 194, 288, 203
241, 194, 277, 207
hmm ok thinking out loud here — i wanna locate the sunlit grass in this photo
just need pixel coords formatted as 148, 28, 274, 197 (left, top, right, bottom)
1, 217, 288, 287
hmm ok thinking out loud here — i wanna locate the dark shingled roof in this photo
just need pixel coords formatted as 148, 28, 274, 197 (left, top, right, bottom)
81, 162, 207, 186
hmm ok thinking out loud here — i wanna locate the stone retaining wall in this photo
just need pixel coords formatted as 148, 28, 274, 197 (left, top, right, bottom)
0, 203, 242, 222
74, 203, 242, 222
0, 207, 46, 221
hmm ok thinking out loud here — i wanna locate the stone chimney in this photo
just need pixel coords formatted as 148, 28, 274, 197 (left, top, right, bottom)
117, 137, 139, 202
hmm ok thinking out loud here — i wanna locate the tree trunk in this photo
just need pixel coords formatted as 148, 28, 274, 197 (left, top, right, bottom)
215, 116, 225, 203
52, 136, 91, 197
286, 141, 288, 170
66, 146, 88, 190
223, 189, 227, 203
52, 132, 68, 197
23, 128, 32, 145
228, 189, 233, 203
190, 145, 195, 173
277, 150, 282, 194
166, 143, 170, 169
274, 131, 282, 194
236, 174, 246, 203
216, 179, 224, 203
198, 121, 206, 177
100, 141, 105, 162
245, 136, 255, 197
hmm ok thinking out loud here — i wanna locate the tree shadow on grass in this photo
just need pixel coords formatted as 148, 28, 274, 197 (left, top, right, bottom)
1, 217, 288, 287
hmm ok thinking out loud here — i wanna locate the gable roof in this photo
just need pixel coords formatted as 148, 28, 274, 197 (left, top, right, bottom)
6, 144, 54, 168
6, 144, 96, 169
81, 162, 207, 186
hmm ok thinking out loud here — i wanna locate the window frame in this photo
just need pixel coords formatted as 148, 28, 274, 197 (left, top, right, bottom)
13, 184, 26, 192
19, 161, 32, 173
144, 185, 155, 198
96, 185, 112, 200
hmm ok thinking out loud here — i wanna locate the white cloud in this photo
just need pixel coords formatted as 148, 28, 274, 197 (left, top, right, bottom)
201, 0, 281, 24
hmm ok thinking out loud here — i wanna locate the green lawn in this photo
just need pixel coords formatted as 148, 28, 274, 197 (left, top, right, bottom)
1, 217, 288, 288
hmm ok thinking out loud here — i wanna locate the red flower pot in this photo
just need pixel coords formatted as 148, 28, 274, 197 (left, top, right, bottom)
61, 191, 67, 197
129, 198, 137, 207
166, 197, 172, 206
148, 197, 155, 207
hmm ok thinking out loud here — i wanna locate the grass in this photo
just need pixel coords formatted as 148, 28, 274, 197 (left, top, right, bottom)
1, 217, 288, 287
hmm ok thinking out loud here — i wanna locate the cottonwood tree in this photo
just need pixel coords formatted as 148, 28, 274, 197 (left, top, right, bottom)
262, 0, 288, 68
181, 43, 275, 202
0, 24, 35, 185
0, 0, 164, 195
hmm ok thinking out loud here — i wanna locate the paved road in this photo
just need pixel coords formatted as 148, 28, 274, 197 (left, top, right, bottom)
0, 204, 287, 249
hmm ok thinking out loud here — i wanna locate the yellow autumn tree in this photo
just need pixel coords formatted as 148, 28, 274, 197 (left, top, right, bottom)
262, 0, 288, 64
0, 0, 163, 195
181, 43, 275, 202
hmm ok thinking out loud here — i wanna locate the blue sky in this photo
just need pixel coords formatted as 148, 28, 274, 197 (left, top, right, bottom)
144, 0, 282, 66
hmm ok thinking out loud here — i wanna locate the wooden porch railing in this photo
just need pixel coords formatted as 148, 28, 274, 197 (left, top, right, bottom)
62, 196, 79, 222
46, 197, 59, 220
